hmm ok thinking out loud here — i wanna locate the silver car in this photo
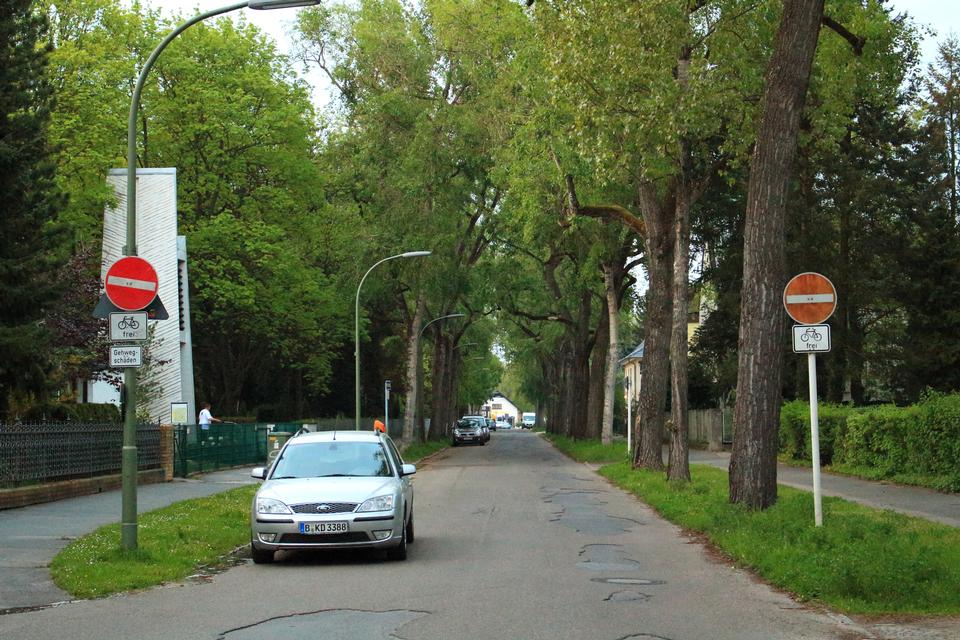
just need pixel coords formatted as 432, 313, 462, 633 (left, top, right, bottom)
249, 431, 415, 563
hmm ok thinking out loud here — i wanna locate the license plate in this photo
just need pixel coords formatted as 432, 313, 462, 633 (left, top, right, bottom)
299, 521, 349, 534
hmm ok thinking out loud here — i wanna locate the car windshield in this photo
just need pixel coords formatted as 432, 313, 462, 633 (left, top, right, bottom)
456, 419, 478, 429
271, 441, 391, 479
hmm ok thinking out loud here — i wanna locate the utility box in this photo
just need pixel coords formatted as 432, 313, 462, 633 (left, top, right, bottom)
266, 432, 291, 464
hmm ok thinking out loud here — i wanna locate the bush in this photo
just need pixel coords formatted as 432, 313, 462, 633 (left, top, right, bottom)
779, 400, 860, 465
838, 393, 960, 491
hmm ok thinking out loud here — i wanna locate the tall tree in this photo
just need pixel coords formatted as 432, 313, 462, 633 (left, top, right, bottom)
0, 0, 66, 417
730, 0, 825, 510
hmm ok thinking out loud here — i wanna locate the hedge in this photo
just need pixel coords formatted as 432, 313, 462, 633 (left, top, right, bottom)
838, 393, 960, 491
20, 402, 121, 423
779, 400, 860, 465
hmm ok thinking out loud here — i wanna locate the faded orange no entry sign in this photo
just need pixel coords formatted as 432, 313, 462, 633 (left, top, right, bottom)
783, 272, 836, 325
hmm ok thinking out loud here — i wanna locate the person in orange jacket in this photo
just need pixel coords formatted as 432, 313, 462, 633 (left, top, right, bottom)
373, 419, 386, 433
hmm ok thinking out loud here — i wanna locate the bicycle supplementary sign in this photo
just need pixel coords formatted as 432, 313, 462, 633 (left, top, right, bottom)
109, 312, 148, 341
104, 257, 159, 311
792, 324, 830, 353
783, 272, 837, 325
110, 345, 142, 368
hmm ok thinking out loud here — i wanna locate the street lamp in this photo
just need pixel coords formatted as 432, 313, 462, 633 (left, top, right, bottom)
355, 251, 431, 430
417, 313, 466, 341
120, 0, 322, 551
408, 313, 465, 439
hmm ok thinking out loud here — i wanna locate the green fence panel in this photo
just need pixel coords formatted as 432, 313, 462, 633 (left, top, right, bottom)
173, 423, 270, 477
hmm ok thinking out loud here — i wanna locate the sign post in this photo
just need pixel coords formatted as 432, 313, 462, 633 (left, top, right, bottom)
624, 376, 632, 454
783, 272, 837, 527
103, 256, 159, 551
384, 380, 391, 433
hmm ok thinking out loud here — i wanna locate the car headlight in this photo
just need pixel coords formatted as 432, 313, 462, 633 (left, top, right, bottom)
454, 429, 461, 435
256, 497, 292, 515
357, 495, 394, 512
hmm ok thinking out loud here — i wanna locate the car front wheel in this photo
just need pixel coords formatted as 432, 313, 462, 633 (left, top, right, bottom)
250, 540, 275, 564
406, 512, 415, 543
387, 520, 408, 561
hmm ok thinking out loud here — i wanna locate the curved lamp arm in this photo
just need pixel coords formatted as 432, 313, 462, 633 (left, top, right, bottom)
355, 251, 431, 429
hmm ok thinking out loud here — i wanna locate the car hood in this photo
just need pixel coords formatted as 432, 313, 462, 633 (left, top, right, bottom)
258, 477, 397, 505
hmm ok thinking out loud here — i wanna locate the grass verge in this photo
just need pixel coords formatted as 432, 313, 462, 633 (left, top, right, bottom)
401, 438, 449, 463
51, 485, 256, 599
543, 433, 629, 464
599, 461, 960, 614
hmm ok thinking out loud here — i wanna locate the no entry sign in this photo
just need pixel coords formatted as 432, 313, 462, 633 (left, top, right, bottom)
783, 272, 836, 325
105, 257, 159, 311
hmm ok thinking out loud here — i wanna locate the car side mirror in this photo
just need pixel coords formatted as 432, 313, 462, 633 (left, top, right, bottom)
400, 463, 416, 477
251, 467, 267, 480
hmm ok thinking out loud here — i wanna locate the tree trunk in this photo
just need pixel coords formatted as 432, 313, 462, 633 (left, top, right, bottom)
601, 266, 619, 446
730, 0, 825, 510
634, 202, 673, 470
586, 305, 609, 440
667, 192, 692, 482
402, 292, 426, 443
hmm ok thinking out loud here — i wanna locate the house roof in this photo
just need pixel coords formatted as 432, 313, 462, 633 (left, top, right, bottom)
619, 341, 645, 364
488, 391, 520, 409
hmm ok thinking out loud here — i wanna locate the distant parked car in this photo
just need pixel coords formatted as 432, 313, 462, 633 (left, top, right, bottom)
453, 418, 486, 445
462, 415, 490, 442
495, 418, 510, 430
249, 430, 415, 564
486, 417, 496, 432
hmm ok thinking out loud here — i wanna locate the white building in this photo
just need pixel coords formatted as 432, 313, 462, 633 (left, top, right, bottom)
482, 392, 521, 424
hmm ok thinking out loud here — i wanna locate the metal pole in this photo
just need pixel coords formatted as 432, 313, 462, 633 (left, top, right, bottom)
121, 0, 249, 551
384, 381, 389, 434
807, 352, 823, 527
626, 379, 632, 454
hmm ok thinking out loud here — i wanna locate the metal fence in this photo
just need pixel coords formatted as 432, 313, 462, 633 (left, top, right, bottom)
0, 422, 161, 488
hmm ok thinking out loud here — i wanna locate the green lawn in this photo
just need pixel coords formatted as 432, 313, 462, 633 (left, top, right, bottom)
543, 433, 629, 464
51, 485, 257, 598
400, 438, 449, 464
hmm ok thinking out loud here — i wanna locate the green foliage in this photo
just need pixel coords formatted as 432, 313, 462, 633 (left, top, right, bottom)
51, 485, 256, 598
837, 393, 960, 491
0, 0, 68, 417
600, 462, 960, 614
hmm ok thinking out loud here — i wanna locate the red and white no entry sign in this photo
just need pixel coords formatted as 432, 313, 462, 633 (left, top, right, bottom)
783, 272, 837, 325
105, 256, 159, 311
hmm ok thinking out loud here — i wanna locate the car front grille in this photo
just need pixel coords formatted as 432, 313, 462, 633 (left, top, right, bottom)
290, 502, 358, 514
279, 533, 371, 544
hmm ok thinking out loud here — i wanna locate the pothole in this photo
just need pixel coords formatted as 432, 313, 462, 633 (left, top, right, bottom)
577, 544, 643, 572
218, 608, 429, 640
545, 493, 641, 535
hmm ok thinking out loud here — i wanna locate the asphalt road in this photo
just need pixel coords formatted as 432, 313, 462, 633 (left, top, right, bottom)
2, 431, 957, 640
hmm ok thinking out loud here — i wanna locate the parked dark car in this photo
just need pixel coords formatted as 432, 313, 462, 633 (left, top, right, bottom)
452, 418, 486, 446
